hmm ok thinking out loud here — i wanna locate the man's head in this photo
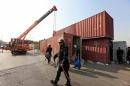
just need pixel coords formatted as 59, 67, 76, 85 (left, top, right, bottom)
48, 44, 51, 47
58, 39, 65, 46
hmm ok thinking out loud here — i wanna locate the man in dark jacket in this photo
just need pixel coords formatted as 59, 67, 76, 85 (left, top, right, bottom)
117, 47, 124, 64
51, 39, 71, 86
45, 44, 52, 64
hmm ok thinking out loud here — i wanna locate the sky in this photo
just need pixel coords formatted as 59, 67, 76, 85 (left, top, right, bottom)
0, 0, 130, 46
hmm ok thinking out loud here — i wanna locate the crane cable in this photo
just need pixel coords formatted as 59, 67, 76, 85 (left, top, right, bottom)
53, 11, 56, 32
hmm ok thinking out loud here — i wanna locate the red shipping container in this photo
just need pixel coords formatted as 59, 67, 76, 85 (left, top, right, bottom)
53, 24, 76, 37
39, 39, 47, 54
40, 34, 63, 55
53, 11, 113, 39
76, 11, 113, 39
82, 38, 112, 63
40, 11, 114, 63
40, 33, 80, 59
64, 33, 73, 58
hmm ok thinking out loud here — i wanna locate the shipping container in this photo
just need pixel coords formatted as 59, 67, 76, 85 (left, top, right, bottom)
40, 33, 81, 60
40, 34, 64, 54
82, 38, 112, 63
40, 11, 114, 63
54, 11, 114, 39
75, 11, 114, 39
64, 33, 73, 58
39, 39, 47, 54
53, 24, 76, 36
113, 41, 127, 63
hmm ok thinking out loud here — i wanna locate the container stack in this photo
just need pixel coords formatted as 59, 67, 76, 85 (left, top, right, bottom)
40, 11, 114, 63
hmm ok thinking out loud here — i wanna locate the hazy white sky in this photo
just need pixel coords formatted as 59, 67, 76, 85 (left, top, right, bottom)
0, 0, 55, 42
0, 0, 130, 46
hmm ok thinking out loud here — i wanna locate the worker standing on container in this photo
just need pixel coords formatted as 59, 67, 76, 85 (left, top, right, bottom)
50, 39, 71, 86
117, 47, 124, 64
45, 44, 52, 64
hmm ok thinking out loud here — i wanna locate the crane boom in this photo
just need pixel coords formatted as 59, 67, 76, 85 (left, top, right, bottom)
8, 5, 57, 55
18, 6, 57, 39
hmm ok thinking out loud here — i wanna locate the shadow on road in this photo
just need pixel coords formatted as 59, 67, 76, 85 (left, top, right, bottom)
69, 68, 98, 78
84, 62, 130, 73
69, 68, 118, 79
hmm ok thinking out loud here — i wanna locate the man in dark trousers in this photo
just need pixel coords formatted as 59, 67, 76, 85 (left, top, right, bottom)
117, 47, 124, 64
51, 39, 71, 86
45, 44, 52, 64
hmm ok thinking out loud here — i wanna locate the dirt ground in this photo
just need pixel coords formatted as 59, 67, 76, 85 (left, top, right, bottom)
0, 50, 130, 86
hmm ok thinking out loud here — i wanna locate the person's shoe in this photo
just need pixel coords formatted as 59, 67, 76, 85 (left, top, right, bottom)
50, 80, 58, 86
73, 66, 76, 68
73, 66, 76, 69
65, 83, 72, 86
65, 82, 71, 86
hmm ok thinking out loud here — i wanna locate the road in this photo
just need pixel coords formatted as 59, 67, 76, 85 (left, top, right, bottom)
0, 50, 40, 70
0, 50, 130, 86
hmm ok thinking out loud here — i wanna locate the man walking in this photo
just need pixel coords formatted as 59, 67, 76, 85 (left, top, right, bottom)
50, 39, 71, 86
45, 44, 52, 64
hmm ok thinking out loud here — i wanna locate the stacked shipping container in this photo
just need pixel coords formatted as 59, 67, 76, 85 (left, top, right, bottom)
53, 11, 113, 39
40, 11, 114, 63
75, 11, 114, 39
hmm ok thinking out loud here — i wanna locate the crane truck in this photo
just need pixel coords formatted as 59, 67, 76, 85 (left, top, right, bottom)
8, 6, 57, 55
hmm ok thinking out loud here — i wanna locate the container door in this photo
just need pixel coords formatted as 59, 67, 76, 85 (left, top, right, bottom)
72, 36, 82, 59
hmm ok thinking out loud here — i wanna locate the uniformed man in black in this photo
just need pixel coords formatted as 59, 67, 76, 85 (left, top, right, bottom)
51, 39, 71, 86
